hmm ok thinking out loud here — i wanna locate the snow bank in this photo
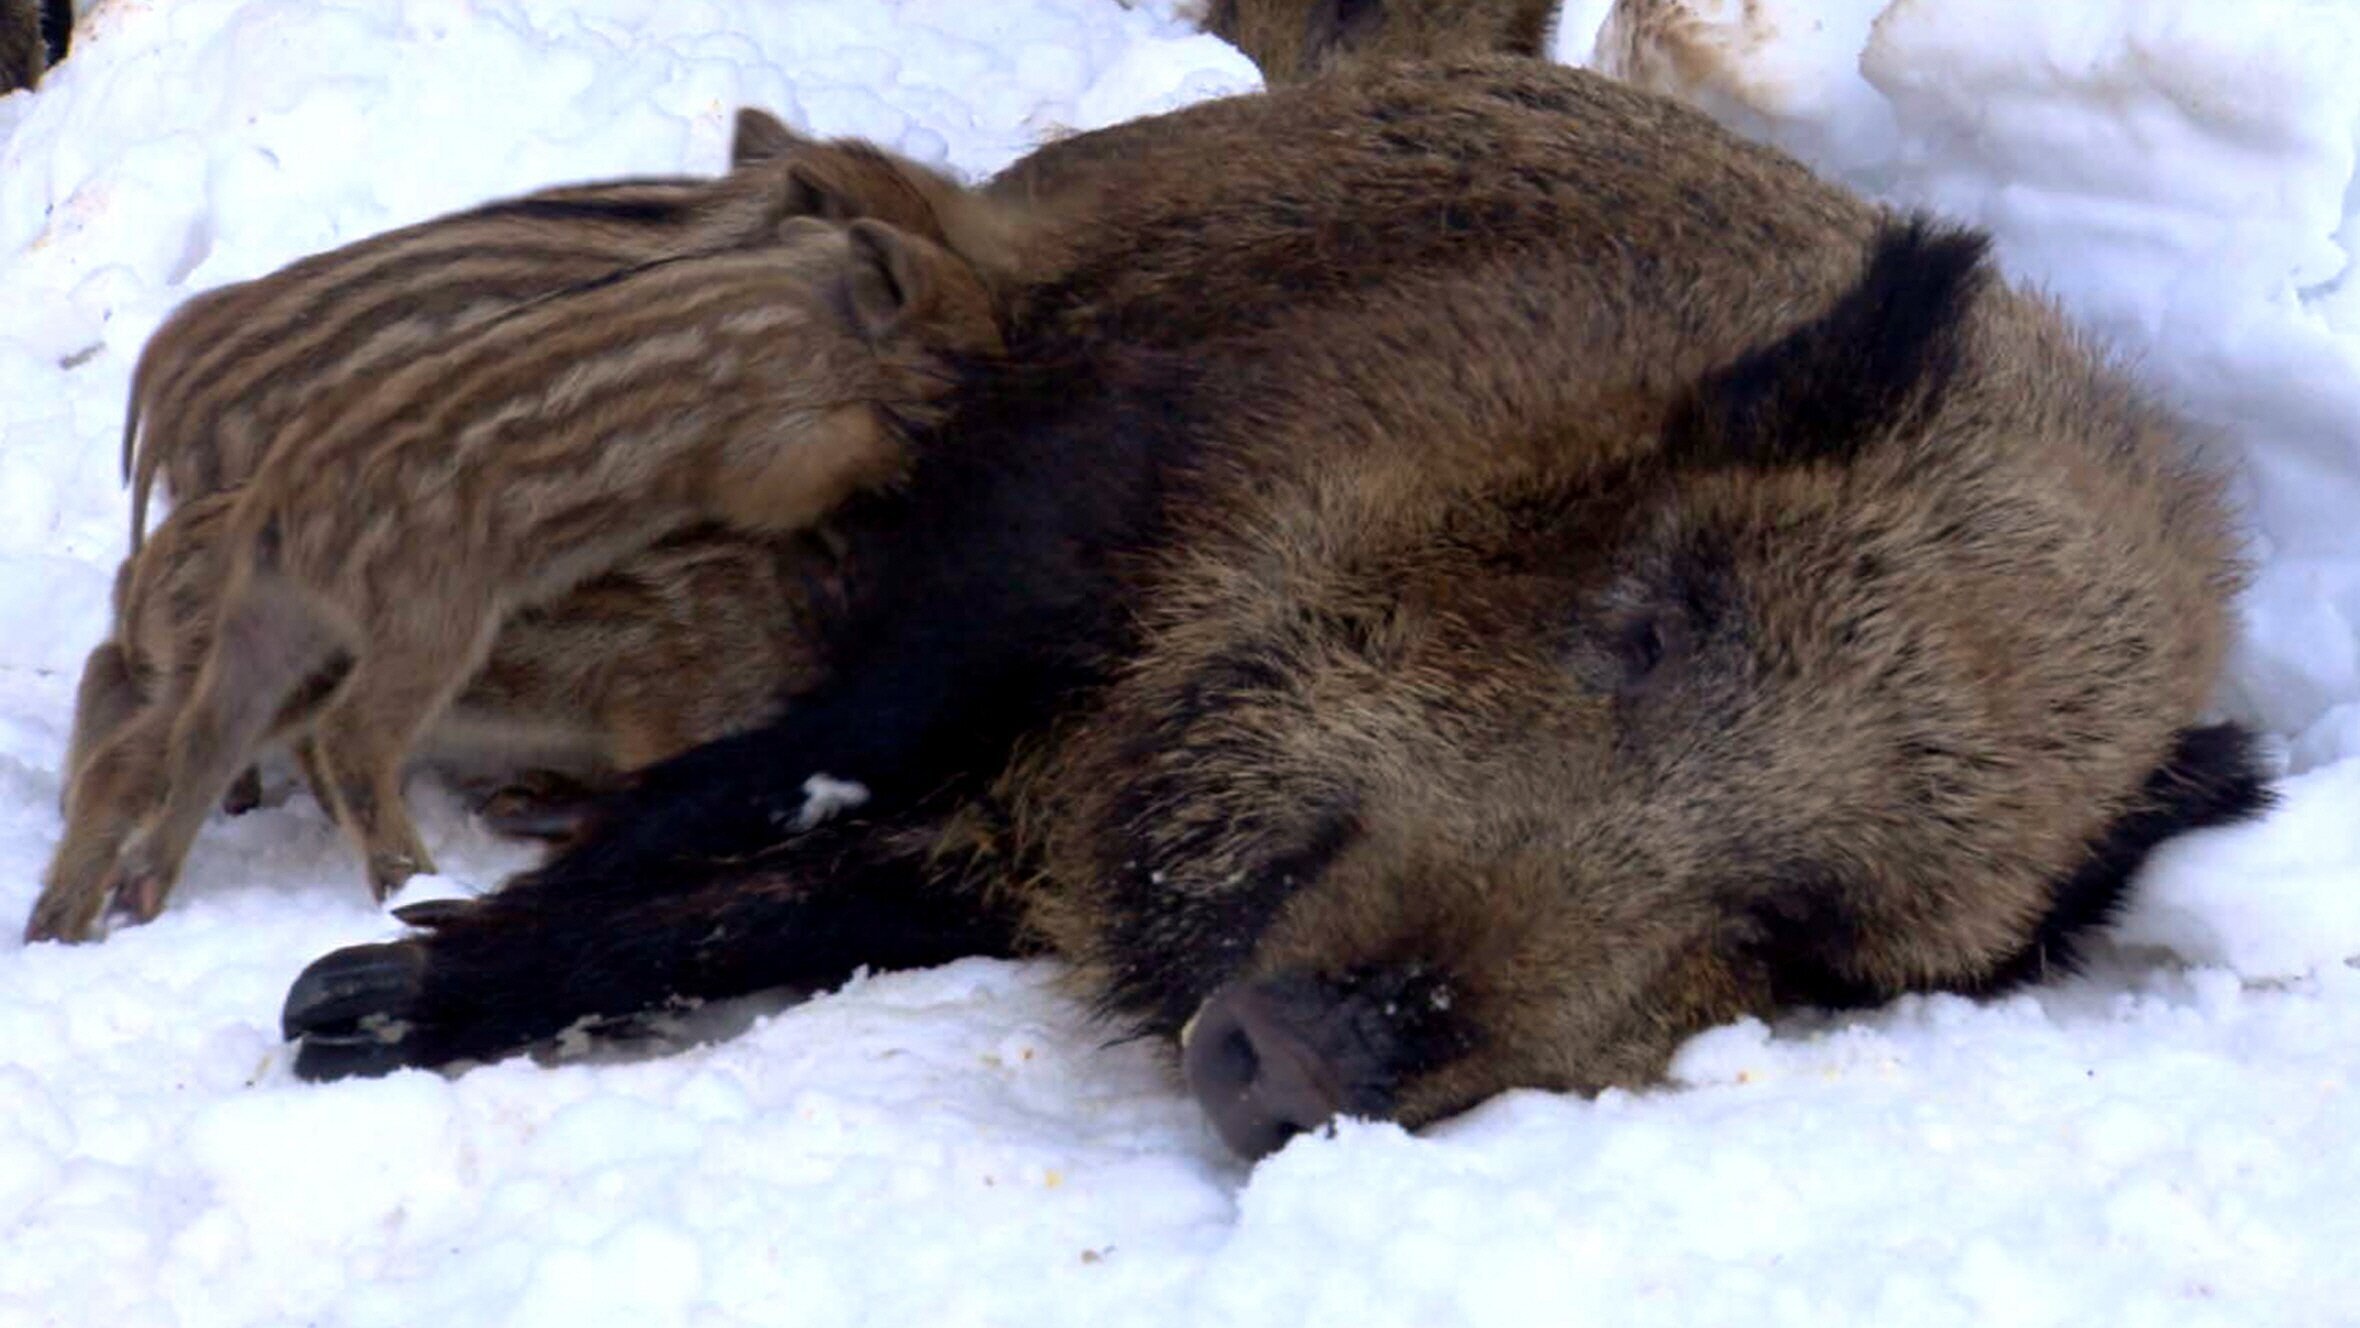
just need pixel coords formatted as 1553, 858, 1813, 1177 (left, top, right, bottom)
3, 1, 2357, 1323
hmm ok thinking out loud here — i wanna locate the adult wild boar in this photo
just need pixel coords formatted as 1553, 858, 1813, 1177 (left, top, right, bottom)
282, 59, 2267, 1159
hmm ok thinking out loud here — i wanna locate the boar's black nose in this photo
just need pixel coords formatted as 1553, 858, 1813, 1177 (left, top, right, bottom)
1183, 979, 1349, 1160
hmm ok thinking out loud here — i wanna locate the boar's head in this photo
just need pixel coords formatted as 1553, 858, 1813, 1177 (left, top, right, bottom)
1023, 219, 2266, 1158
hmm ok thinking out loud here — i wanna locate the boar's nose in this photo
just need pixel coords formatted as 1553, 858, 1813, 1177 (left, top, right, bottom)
1183, 978, 1354, 1160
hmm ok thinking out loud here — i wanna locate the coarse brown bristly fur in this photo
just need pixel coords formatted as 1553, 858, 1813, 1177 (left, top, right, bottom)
280, 60, 2267, 1156
1202, 0, 1557, 84
24, 219, 1001, 942
118, 108, 1005, 553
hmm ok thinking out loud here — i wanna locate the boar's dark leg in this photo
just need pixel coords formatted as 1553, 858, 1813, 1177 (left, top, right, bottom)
505, 357, 1181, 899
504, 657, 987, 898
281, 808, 1025, 1080
511, 495, 1137, 890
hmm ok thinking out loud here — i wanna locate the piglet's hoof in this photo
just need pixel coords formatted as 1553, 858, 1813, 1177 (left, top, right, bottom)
476, 797, 596, 843
281, 941, 429, 1081
474, 779, 600, 843
219, 767, 265, 816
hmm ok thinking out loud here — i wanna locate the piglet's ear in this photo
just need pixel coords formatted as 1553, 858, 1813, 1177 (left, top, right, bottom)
840, 218, 932, 340
784, 160, 862, 222
731, 107, 809, 167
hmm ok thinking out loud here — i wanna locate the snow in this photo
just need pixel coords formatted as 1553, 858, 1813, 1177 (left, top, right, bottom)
2, 0, 2358, 1323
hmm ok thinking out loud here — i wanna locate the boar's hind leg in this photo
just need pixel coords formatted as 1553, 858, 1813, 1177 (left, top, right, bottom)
280, 808, 1023, 1079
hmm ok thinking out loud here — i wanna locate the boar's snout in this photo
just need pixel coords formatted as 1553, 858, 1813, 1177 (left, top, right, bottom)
1183, 966, 1467, 1159
1184, 977, 1348, 1159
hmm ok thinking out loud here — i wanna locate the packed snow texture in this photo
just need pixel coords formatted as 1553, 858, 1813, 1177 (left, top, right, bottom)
3, 1, 2358, 1323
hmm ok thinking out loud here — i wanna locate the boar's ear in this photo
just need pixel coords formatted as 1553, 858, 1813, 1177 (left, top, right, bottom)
839, 218, 939, 340
731, 107, 809, 167
1666, 215, 1991, 470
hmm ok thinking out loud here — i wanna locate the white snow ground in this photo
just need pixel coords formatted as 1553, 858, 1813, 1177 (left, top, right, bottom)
3, 1, 2359, 1323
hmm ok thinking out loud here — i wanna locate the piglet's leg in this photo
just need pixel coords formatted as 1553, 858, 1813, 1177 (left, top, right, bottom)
473, 770, 607, 842
60, 641, 140, 812
115, 576, 345, 922
288, 736, 343, 826
25, 704, 173, 942
303, 613, 493, 900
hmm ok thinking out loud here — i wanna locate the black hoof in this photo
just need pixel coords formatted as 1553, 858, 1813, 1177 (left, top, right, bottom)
281, 942, 429, 1081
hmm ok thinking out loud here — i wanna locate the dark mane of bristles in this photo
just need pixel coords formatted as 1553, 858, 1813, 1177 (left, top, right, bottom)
1665, 214, 1994, 469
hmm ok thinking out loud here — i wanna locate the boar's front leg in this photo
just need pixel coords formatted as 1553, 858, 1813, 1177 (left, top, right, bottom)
499, 539, 1092, 900
279, 804, 1024, 1079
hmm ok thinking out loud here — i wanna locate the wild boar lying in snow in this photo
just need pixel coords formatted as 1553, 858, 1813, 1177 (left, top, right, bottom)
280, 59, 2266, 1159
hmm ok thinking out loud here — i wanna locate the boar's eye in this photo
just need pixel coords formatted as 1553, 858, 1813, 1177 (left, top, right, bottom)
1619, 616, 1665, 679
1614, 608, 1688, 689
